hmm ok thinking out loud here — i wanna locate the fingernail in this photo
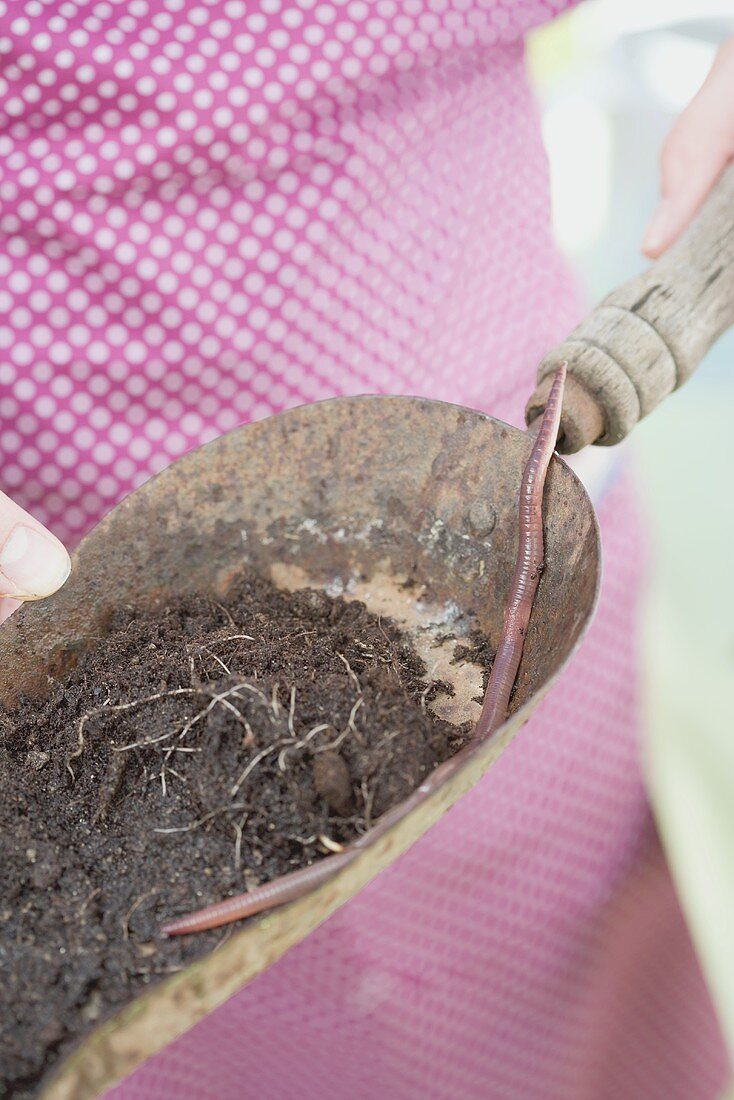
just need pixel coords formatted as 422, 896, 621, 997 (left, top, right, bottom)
0, 524, 71, 600
642, 201, 672, 255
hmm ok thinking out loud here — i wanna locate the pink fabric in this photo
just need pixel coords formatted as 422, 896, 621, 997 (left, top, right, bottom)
0, 2, 729, 1096
0, 0, 582, 544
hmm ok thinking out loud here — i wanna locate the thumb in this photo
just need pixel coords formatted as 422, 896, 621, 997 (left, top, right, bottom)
0, 491, 71, 621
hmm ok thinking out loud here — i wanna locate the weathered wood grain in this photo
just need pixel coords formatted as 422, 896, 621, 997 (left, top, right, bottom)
526, 161, 734, 451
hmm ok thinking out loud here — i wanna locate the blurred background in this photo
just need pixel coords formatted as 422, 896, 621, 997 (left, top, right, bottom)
529, 0, 734, 1082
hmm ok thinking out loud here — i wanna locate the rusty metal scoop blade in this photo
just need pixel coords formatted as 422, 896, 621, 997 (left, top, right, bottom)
0, 393, 600, 1100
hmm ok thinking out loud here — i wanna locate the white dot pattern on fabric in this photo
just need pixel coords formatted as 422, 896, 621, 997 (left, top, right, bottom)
1, 3, 729, 1098
0, 0, 580, 545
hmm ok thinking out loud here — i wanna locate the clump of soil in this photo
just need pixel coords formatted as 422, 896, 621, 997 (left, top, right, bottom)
0, 570, 487, 1097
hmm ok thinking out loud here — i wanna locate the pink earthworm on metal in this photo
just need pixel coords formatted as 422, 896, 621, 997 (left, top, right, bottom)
161, 363, 568, 938
472, 358, 567, 741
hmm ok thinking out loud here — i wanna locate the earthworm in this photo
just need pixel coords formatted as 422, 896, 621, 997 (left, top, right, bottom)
472, 358, 567, 740
161, 850, 357, 936
161, 363, 567, 937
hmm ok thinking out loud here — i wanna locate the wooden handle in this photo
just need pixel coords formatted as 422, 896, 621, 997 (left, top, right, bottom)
526, 160, 734, 452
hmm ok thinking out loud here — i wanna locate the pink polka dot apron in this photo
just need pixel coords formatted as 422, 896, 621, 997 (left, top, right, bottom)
0, 2, 729, 1096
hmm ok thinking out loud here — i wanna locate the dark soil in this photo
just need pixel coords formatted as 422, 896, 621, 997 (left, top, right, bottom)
0, 570, 484, 1098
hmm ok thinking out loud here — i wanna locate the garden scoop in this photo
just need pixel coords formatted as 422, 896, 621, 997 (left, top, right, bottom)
2, 162, 734, 1100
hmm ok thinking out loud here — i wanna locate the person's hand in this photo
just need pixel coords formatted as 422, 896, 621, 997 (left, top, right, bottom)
643, 35, 734, 259
0, 492, 71, 624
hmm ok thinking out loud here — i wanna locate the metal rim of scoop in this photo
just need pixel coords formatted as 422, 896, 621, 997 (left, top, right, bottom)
0, 393, 601, 1100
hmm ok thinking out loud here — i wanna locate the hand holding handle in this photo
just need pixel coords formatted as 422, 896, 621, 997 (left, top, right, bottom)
526, 161, 734, 453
